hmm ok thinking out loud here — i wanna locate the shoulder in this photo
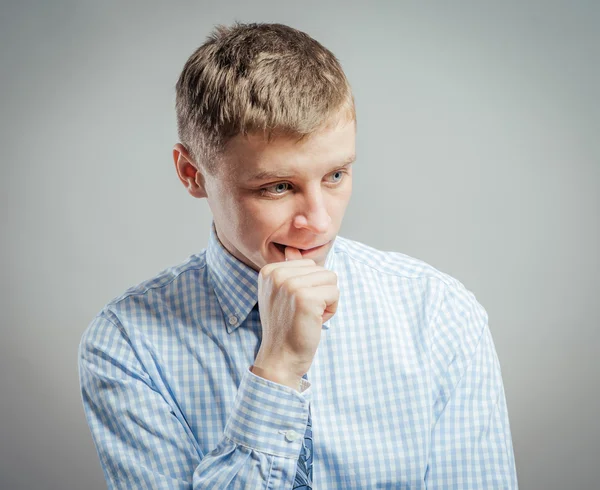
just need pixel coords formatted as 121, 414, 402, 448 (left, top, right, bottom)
109, 251, 208, 307
334, 235, 464, 288
333, 234, 487, 332
80, 251, 209, 346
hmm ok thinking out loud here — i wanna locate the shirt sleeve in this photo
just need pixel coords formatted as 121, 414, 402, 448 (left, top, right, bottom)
426, 284, 519, 489
78, 312, 310, 489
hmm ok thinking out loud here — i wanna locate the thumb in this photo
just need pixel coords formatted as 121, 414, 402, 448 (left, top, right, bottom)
284, 246, 303, 261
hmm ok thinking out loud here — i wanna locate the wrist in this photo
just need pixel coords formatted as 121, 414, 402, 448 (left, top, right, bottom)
250, 364, 304, 391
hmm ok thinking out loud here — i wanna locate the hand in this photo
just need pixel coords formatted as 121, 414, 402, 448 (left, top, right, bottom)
252, 247, 339, 389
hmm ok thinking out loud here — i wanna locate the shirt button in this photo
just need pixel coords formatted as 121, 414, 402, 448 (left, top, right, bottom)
285, 430, 300, 442
228, 316, 238, 325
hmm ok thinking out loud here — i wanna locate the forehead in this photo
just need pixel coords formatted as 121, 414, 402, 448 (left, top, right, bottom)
219, 117, 356, 181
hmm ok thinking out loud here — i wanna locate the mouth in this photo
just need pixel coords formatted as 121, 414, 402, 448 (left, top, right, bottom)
272, 241, 330, 257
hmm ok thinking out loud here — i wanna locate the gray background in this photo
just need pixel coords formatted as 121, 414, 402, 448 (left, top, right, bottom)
1, 1, 598, 489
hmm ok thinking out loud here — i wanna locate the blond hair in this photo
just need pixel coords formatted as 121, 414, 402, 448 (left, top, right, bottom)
175, 22, 355, 173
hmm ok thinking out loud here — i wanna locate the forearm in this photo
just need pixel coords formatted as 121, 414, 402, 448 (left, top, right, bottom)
80, 314, 311, 489
195, 367, 312, 488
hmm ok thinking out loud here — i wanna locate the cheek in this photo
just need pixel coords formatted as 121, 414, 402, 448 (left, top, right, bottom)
213, 192, 257, 236
329, 187, 352, 217
238, 199, 286, 236
245, 194, 293, 219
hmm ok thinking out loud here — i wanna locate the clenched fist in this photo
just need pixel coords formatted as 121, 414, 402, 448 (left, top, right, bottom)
252, 247, 339, 389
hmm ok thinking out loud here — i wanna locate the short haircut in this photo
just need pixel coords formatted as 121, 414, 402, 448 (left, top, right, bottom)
175, 22, 355, 173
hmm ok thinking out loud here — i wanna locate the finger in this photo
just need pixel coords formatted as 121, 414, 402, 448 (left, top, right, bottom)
285, 246, 303, 261
284, 270, 338, 290
300, 284, 340, 318
260, 259, 317, 279
269, 265, 328, 286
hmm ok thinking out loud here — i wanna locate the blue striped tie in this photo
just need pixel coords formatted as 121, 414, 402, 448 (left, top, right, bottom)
293, 374, 313, 489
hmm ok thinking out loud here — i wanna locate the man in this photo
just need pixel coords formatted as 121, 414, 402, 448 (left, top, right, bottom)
79, 22, 518, 489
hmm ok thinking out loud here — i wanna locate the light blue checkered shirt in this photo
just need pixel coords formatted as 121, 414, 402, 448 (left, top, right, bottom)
79, 223, 518, 489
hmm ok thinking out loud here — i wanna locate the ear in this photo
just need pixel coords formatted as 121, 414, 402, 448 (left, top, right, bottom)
173, 143, 208, 199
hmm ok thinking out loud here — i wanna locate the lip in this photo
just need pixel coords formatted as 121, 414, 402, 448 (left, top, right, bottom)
273, 241, 331, 257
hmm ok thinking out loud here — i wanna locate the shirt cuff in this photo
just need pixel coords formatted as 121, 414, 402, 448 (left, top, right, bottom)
223, 367, 312, 458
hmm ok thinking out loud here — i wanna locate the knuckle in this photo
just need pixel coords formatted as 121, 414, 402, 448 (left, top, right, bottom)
272, 268, 287, 286
295, 289, 311, 307
259, 264, 273, 278
281, 275, 297, 293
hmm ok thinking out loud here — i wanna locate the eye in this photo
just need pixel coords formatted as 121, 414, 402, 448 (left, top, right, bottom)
326, 169, 347, 184
262, 182, 291, 195
331, 171, 343, 182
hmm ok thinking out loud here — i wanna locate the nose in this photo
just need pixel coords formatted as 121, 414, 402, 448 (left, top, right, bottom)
293, 189, 332, 234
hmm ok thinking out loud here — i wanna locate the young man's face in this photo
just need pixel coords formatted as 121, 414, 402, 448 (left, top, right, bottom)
177, 113, 355, 272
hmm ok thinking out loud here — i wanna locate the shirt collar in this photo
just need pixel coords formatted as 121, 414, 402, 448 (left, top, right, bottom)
206, 221, 337, 333
206, 222, 259, 333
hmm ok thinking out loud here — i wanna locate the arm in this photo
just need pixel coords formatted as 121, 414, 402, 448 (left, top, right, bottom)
78, 313, 310, 489
426, 288, 518, 489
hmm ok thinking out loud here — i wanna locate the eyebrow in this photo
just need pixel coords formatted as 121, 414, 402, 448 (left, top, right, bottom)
246, 154, 356, 182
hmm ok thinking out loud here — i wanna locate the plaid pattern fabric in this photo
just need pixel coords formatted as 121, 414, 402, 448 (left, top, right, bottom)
79, 221, 518, 488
